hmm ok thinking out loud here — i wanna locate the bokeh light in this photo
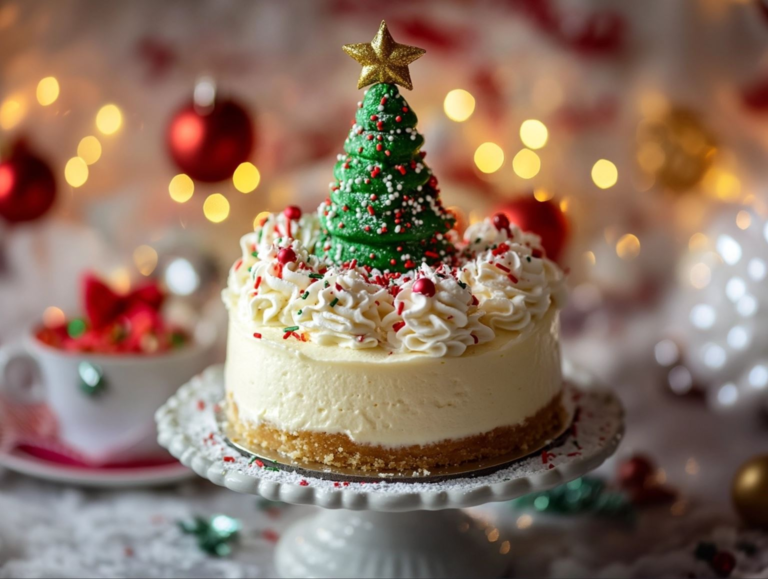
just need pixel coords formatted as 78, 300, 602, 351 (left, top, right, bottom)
0, 98, 25, 130
233, 162, 261, 193
169, 174, 194, 203
36, 77, 60, 106
77, 136, 102, 165
533, 188, 553, 202
96, 104, 122, 135
165, 258, 199, 296
133, 245, 158, 276
616, 233, 641, 260
474, 142, 504, 174
64, 157, 88, 187
519, 120, 548, 150
203, 193, 230, 223
512, 149, 541, 179
443, 89, 475, 122
736, 210, 751, 230
592, 159, 618, 189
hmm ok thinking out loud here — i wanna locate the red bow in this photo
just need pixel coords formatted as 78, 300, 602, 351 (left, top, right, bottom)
83, 274, 165, 330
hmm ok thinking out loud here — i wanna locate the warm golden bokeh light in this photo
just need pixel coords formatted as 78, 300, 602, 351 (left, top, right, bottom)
169, 174, 194, 203
64, 157, 88, 187
584, 251, 596, 266
689, 232, 709, 251
36, 77, 60, 107
254, 210, 271, 230
474, 142, 504, 174
42, 306, 66, 328
736, 210, 752, 230
533, 188, 553, 202
592, 159, 619, 189
616, 233, 641, 260
109, 267, 131, 294
77, 136, 102, 165
443, 89, 476, 122
203, 193, 230, 223
512, 148, 541, 179
96, 104, 122, 135
0, 98, 25, 130
519, 119, 548, 150
233, 162, 261, 193
133, 245, 159, 276
559, 198, 569, 212
690, 262, 711, 289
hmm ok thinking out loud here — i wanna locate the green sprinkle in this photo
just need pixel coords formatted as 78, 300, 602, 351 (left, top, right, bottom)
330, 297, 339, 308
324, 281, 330, 288
283, 326, 299, 333
475, 237, 482, 244
170, 332, 186, 348
251, 251, 258, 257
297, 309, 303, 316
67, 319, 86, 339
308, 273, 323, 279
457, 281, 467, 289
301, 291, 309, 299
265, 466, 280, 472
526, 256, 532, 262
248, 457, 258, 465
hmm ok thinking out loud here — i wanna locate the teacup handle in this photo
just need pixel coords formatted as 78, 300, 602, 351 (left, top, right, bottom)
0, 342, 45, 404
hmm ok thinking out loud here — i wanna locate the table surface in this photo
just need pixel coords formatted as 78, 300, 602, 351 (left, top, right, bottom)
1, 317, 767, 578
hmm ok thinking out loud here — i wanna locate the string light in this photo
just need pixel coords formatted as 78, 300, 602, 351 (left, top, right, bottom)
42, 306, 66, 328
254, 210, 271, 230
96, 104, 122, 135
443, 89, 475, 122
77, 136, 102, 165
512, 148, 541, 179
64, 157, 88, 187
36, 77, 60, 106
169, 174, 194, 203
203, 193, 230, 223
233, 162, 260, 193
592, 159, 618, 189
474, 142, 504, 174
133, 245, 158, 276
616, 234, 641, 260
519, 120, 548, 150
0, 97, 25, 130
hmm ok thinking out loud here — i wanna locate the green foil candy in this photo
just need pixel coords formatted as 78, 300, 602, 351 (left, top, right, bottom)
78, 361, 106, 397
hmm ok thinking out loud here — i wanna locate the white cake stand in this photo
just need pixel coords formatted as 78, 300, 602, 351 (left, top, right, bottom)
156, 365, 624, 579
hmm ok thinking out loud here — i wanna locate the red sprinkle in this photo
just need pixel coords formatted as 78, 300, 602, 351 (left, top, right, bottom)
197, 400, 205, 411
255, 459, 265, 467
367, 205, 375, 215
376, 121, 384, 131
223, 456, 235, 463
299, 479, 309, 486
507, 274, 519, 284
253, 332, 262, 339
393, 321, 406, 332
370, 114, 378, 121
496, 263, 511, 273
234, 259, 243, 271
254, 276, 262, 290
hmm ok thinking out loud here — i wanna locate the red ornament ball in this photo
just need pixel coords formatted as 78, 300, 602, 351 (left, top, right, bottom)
492, 212, 510, 232
277, 248, 296, 265
617, 454, 656, 489
498, 195, 569, 263
167, 98, 255, 183
0, 141, 56, 224
284, 205, 302, 221
413, 278, 436, 297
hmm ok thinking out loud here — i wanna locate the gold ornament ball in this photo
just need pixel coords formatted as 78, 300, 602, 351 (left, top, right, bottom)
636, 107, 717, 193
732, 454, 768, 528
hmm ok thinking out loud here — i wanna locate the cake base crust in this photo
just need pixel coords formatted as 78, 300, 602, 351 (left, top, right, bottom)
227, 393, 566, 472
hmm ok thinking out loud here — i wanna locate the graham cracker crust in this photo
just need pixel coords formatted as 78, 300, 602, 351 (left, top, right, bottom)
227, 393, 566, 472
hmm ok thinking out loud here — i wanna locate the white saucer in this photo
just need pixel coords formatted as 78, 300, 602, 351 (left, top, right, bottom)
0, 447, 194, 488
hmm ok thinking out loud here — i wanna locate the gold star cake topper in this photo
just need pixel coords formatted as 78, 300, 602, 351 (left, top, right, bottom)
342, 20, 426, 90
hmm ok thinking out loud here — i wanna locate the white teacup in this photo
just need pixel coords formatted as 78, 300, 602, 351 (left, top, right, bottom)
0, 324, 217, 464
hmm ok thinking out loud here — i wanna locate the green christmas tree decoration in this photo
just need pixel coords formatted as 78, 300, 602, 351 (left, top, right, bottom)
316, 23, 455, 273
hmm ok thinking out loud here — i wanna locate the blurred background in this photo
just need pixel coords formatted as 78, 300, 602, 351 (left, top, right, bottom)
1, 1, 768, 576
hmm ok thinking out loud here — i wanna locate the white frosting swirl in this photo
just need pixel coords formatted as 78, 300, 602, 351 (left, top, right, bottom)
382, 266, 493, 357
224, 212, 566, 356
292, 269, 393, 349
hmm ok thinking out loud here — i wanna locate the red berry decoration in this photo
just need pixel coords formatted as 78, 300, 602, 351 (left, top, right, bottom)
492, 212, 510, 232
617, 454, 656, 489
0, 140, 56, 224
497, 195, 569, 263
167, 98, 255, 182
413, 278, 436, 297
711, 551, 736, 578
277, 248, 296, 265
284, 205, 302, 220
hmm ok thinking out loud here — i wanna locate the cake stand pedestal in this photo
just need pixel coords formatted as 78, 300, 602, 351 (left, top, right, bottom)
156, 366, 624, 579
